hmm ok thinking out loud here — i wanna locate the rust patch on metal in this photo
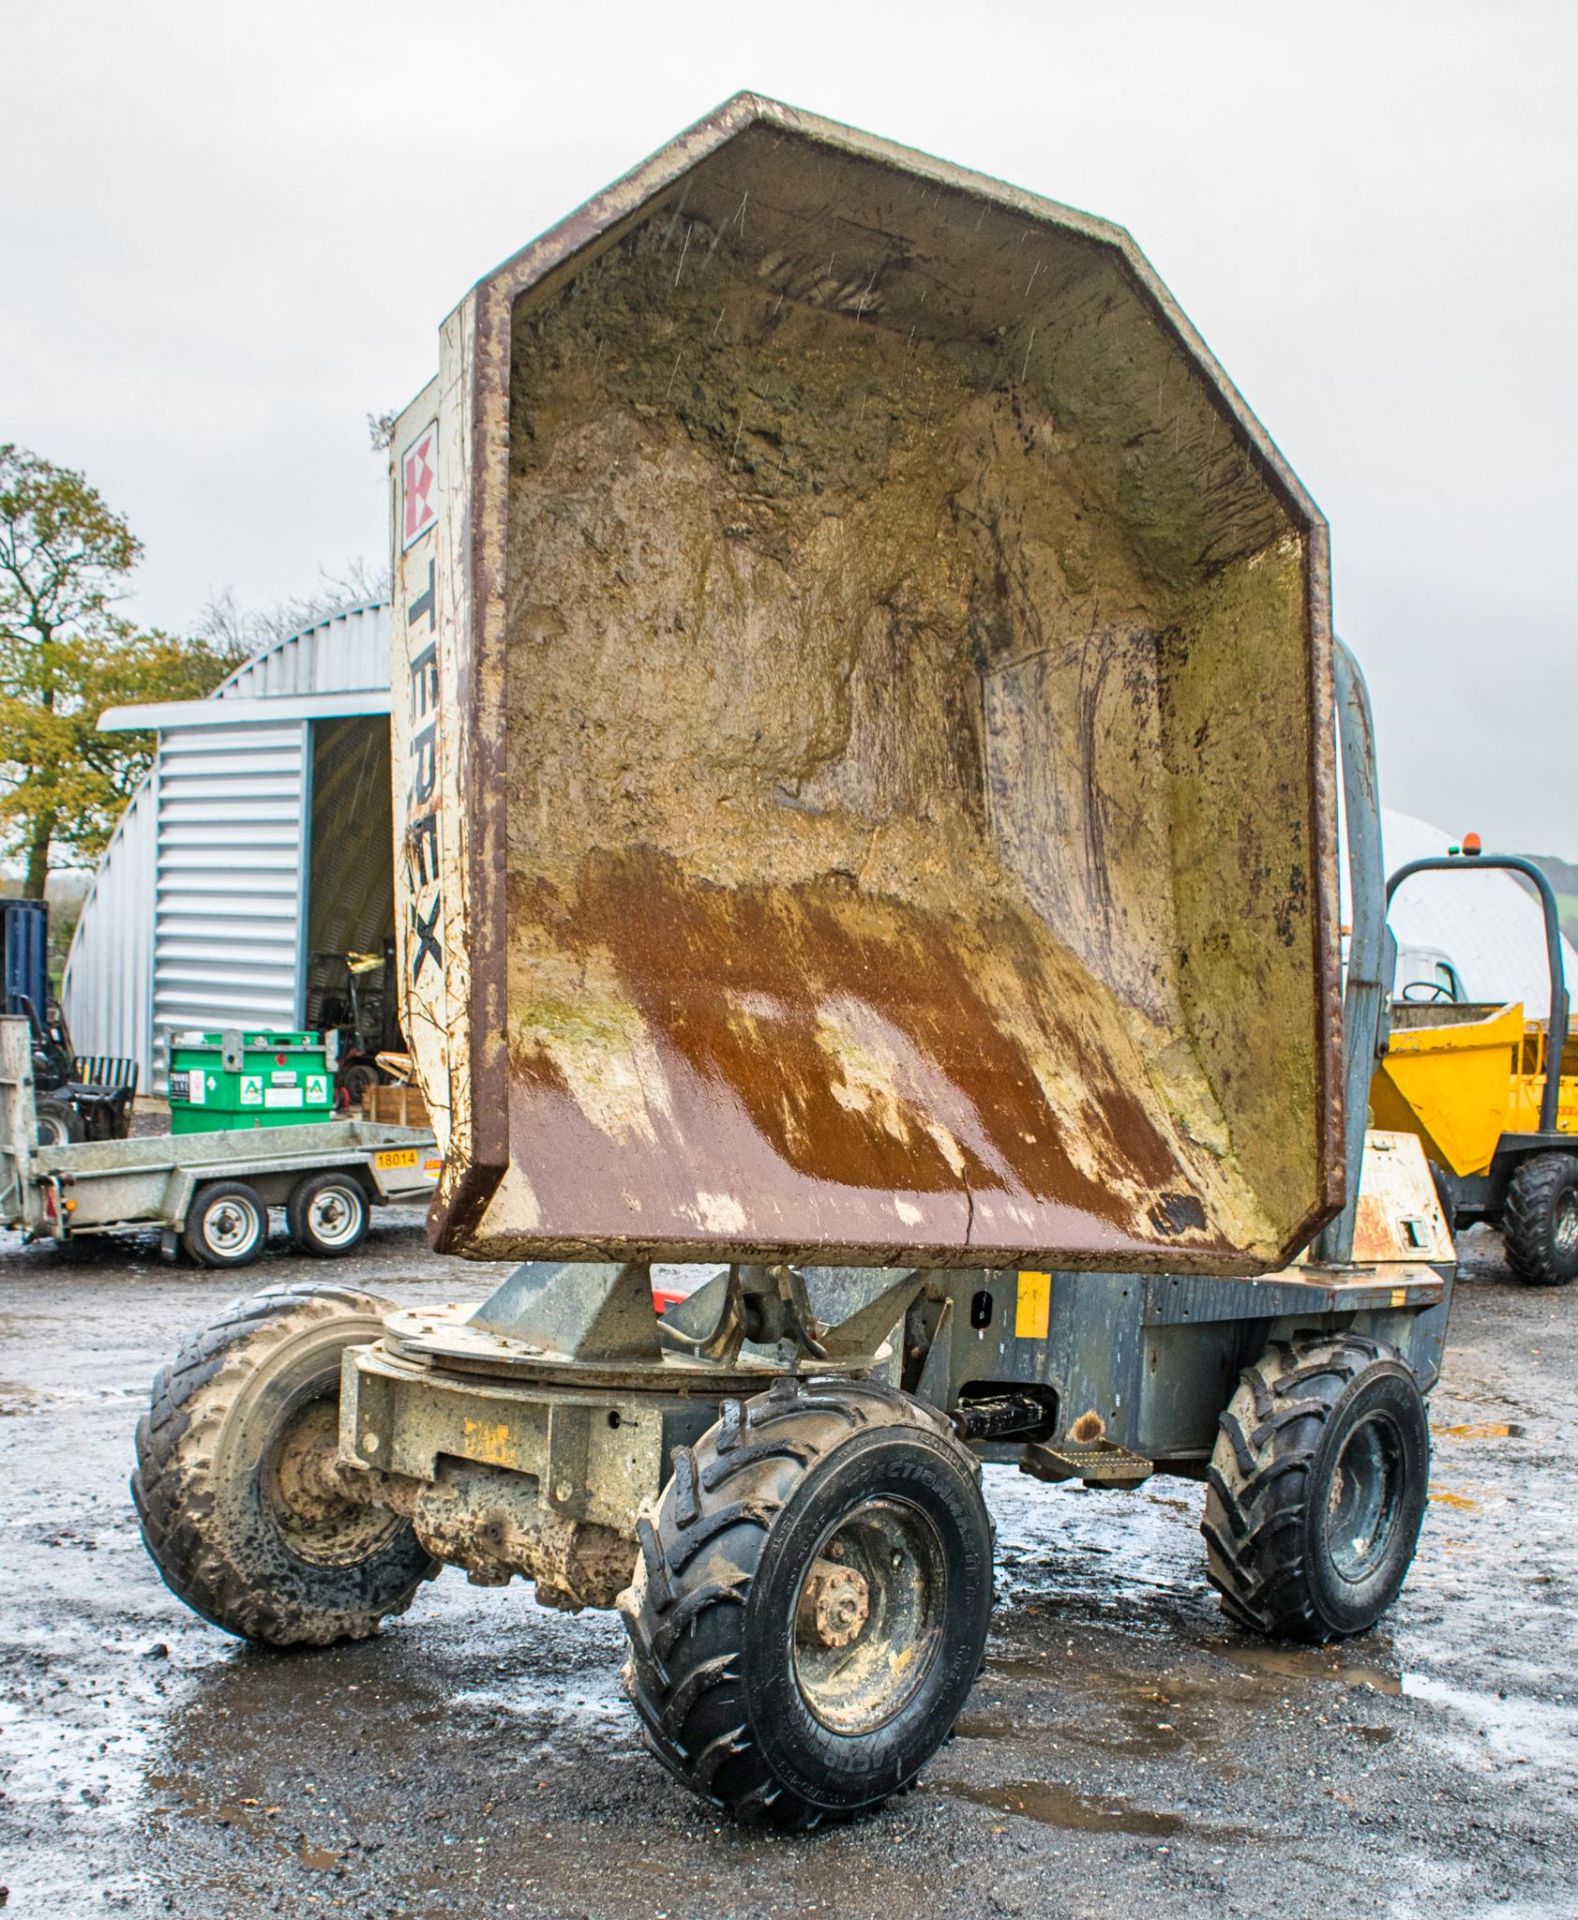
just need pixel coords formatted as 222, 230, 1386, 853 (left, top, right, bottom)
509, 849, 1183, 1224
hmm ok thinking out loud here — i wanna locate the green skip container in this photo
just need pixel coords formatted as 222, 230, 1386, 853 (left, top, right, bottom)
167, 1030, 339, 1133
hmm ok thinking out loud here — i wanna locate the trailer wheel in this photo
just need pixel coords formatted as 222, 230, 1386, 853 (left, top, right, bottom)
132, 1283, 436, 1645
35, 1098, 85, 1147
182, 1180, 267, 1266
619, 1376, 993, 1828
1501, 1152, 1578, 1286
1202, 1334, 1429, 1643
288, 1171, 369, 1257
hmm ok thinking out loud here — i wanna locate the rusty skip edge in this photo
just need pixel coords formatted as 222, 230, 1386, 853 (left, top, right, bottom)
391, 90, 1345, 1275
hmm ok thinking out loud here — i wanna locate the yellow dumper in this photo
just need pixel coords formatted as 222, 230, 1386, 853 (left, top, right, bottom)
1373, 852, 1577, 1284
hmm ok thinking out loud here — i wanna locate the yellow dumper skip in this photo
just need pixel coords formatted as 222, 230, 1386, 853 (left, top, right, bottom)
1371, 1003, 1578, 1177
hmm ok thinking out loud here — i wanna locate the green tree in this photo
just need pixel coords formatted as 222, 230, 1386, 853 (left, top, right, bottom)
0, 444, 246, 896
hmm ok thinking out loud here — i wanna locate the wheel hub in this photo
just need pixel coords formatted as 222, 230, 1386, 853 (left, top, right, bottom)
797, 1558, 872, 1649
263, 1398, 402, 1566
792, 1496, 948, 1735
1323, 1411, 1403, 1582
206, 1200, 256, 1253
308, 1189, 359, 1246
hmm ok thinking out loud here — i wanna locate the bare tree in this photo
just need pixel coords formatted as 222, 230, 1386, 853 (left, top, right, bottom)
193, 558, 391, 658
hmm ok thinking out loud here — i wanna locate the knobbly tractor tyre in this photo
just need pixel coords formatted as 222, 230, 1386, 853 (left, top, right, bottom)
619, 1376, 993, 1828
132, 1284, 436, 1645
34, 1097, 85, 1146
1202, 1333, 1429, 1643
1501, 1151, 1578, 1286
181, 1179, 267, 1267
287, 1170, 370, 1258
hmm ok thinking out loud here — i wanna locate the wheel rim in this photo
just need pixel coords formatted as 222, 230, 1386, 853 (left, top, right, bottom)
262, 1396, 404, 1567
203, 1194, 261, 1256
1322, 1412, 1406, 1585
1553, 1190, 1578, 1258
792, 1496, 948, 1735
36, 1116, 66, 1146
306, 1184, 363, 1248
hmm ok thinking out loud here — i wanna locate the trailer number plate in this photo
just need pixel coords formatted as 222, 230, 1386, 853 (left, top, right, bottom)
1015, 1270, 1052, 1339
375, 1148, 420, 1171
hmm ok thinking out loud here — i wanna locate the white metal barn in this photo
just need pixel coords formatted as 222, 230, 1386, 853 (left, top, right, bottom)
62, 603, 394, 1093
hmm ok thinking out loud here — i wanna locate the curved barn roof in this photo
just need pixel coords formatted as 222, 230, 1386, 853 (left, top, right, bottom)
210, 600, 391, 701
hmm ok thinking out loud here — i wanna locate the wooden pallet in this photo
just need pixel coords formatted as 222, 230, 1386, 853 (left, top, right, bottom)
362, 1083, 430, 1128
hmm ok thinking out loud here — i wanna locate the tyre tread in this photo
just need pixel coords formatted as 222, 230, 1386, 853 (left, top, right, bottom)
1502, 1152, 1578, 1287
620, 1373, 985, 1827
1200, 1332, 1424, 1644
131, 1284, 433, 1645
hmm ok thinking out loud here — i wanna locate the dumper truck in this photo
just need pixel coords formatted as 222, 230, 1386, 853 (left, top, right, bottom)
133, 95, 1454, 1829
1376, 850, 1577, 1284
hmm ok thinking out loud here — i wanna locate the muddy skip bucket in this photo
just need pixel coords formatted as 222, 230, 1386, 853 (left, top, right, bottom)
389, 94, 1341, 1272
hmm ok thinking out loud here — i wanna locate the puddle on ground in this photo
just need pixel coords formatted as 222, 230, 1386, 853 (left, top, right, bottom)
952, 1715, 1186, 1759
984, 1641, 1402, 1706
1217, 1643, 1402, 1696
944, 1777, 1256, 1841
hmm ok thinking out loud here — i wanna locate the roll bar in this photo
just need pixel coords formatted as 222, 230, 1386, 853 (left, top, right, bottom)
1385, 854, 1570, 1137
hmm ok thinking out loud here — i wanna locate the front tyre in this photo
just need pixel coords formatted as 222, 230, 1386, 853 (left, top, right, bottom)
1502, 1152, 1578, 1286
620, 1376, 993, 1828
132, 1283, 436, 1645
1202, 1333, 1429, 1643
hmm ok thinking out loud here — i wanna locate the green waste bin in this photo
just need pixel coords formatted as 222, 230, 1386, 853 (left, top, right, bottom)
167, 1030, 339, 1133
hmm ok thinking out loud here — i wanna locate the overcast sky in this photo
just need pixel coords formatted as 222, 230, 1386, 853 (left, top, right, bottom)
6, 0, 1575, 855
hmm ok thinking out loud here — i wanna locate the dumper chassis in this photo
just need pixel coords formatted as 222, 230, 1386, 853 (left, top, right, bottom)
133, 1228, 1450, 1825
132, 99, 1457, 1828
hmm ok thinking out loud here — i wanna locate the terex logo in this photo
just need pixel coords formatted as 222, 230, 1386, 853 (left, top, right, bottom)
401, 423, 438, 550
404, 553, 442, 985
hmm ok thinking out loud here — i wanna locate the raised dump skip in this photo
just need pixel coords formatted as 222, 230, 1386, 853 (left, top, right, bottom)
390, 94, 1341, 1272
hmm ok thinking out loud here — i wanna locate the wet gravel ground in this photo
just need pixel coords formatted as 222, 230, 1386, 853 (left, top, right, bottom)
1, 1215, 1575, 1919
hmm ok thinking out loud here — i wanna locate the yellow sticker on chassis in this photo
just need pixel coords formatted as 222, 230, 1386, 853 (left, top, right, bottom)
374, 1148, 420, 1171
1015, 1270, 1052, 1339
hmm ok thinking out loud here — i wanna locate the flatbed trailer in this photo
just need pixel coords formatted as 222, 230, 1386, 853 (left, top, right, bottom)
0, 1017, 438, 1266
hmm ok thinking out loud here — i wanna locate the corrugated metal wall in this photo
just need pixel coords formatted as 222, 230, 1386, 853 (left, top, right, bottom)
59, 776, 157, 1086
62, 604, 391, 1092
151, 719, 310, 1059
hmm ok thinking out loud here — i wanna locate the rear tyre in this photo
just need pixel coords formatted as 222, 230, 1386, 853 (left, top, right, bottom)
1202, 1333, 1429, 1643
288, 1171, 369, 1258
1501, 1152, 1578, 1286
35, 1098, 85, 1147
620, 1376, 993, 1828
182, 1180, 267, 1267
132, 1283, 435, 1645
